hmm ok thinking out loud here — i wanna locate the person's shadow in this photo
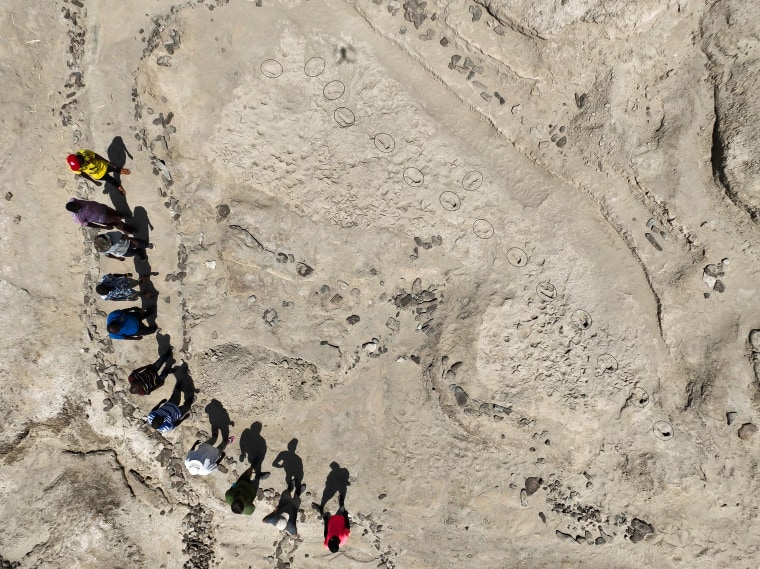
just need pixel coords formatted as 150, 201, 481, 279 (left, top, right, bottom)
132, 206, 156, 324
239, 421, 267, 476
318, 462, 351, 510
205, 399, 234, 448
155, 331, 175, 368
272, 438, 304, 489
171, 361, 196, 413
106, 136, 132, 217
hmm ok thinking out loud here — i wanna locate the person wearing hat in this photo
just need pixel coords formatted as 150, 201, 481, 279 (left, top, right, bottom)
184, 427, 235, 476
66, 150, 130, 195
262, 476, 305, 537
66, 198, 133, 233
226, 465, 271, 515
128, 348, 173, 395
93, 231, 154, 261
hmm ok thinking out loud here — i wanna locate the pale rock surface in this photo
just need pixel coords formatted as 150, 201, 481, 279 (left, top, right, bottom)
1, 1, 760, 568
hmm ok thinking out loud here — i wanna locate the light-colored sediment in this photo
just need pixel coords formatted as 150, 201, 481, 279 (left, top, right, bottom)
1, 1, 760, 568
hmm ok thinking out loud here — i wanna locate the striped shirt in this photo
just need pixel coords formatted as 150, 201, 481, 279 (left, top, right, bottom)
146, 402, 183, 433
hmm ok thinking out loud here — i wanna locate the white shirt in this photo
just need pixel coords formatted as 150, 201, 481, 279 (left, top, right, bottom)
184, 443, 220, 475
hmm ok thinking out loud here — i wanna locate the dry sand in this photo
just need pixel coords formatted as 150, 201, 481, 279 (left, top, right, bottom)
1, 0, 760, 567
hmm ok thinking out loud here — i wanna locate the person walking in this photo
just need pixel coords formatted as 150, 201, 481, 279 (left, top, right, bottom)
106, 307, 157, 340
66, 150, 130, 194
66, 198, 133, 233
226, 465, 270, 514
184, 429, 232, 476
94, 232, 154, 261
145, 376, 193, 434
97, 273, 154, 301
316, 503, 351, 553
128, 348, 173, 395
262, 476, 305, 537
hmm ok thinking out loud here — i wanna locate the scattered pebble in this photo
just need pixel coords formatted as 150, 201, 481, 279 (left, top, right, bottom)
738, 423, 757, 440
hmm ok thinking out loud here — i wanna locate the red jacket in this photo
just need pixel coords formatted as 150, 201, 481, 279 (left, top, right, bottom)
324, 513, 350, 548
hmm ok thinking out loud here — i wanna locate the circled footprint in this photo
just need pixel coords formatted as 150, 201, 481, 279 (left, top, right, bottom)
260, 59, 283, 78
439, 191, 461, 211
304, 57, 325, 77
571, 309, 592, 331
403, 167, 424, 187
334, 107, 355, 128
653, 421, 674, 441
374, 133, 395, 153
462, 171, 483, 191
536, 281, 557, 302
473, 219, 494, 239
323, 80, 345, 100
507, 247, 528, 267
630, 387, 649, 408
597, 353, 618, 373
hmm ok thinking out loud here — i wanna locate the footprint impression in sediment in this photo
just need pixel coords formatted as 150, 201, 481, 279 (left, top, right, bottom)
373, 133, 395, 153
323, 80, 345, 101
507, 247, 528, 267
536, 281, 557, 302
628, 387, 649, 408
303, 56, 325, 77
439, 191, 461, 211
652, 420, 674, 441
571, 309, 592, 331
403, 167, 424, 187
334, 107, 355, 128
472, 219, 494, 239
461, 170, 483, 191
596, 353, 618, 374
260, 59, 283, 78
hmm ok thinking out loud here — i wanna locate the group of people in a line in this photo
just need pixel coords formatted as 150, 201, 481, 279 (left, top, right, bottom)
67, 148, 351, 551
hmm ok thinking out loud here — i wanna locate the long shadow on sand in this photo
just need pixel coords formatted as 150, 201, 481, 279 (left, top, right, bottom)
317, 461, 351, 510
272, 438, 304, 489
239, 421, 268, 476
105, 136, 132, 216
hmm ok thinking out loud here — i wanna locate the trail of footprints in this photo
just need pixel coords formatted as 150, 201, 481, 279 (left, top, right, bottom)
79, 0, 673, 563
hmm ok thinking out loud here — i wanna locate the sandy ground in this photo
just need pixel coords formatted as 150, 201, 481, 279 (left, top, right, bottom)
1, 0, 760, 568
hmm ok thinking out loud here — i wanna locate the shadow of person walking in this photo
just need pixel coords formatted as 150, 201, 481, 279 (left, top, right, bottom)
204, 399, 234, 450
106, 136, 132, 215
171, 361, 196, 412
272, 438, 304, 490
130, 205, 156, 325
239, 421, 268, 476
317, 462, 351, 510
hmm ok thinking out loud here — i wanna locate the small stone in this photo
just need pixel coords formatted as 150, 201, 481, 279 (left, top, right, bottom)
320, 285, 330, 294
629, 518, 654, 543
524, 477, 542, 496
538, 512, 546, 523
386, 317, 400, 333
330, 294, 343, 304
726, 411, 737, 425
556, 530, 576, 543
215, 204, 230, 221
749, 329, 760, 351
738, 423, 757, 440
5, 192, 12, 201
440, 37, 449, 47
346, 314, 360, 325
519, 488, 528, 507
